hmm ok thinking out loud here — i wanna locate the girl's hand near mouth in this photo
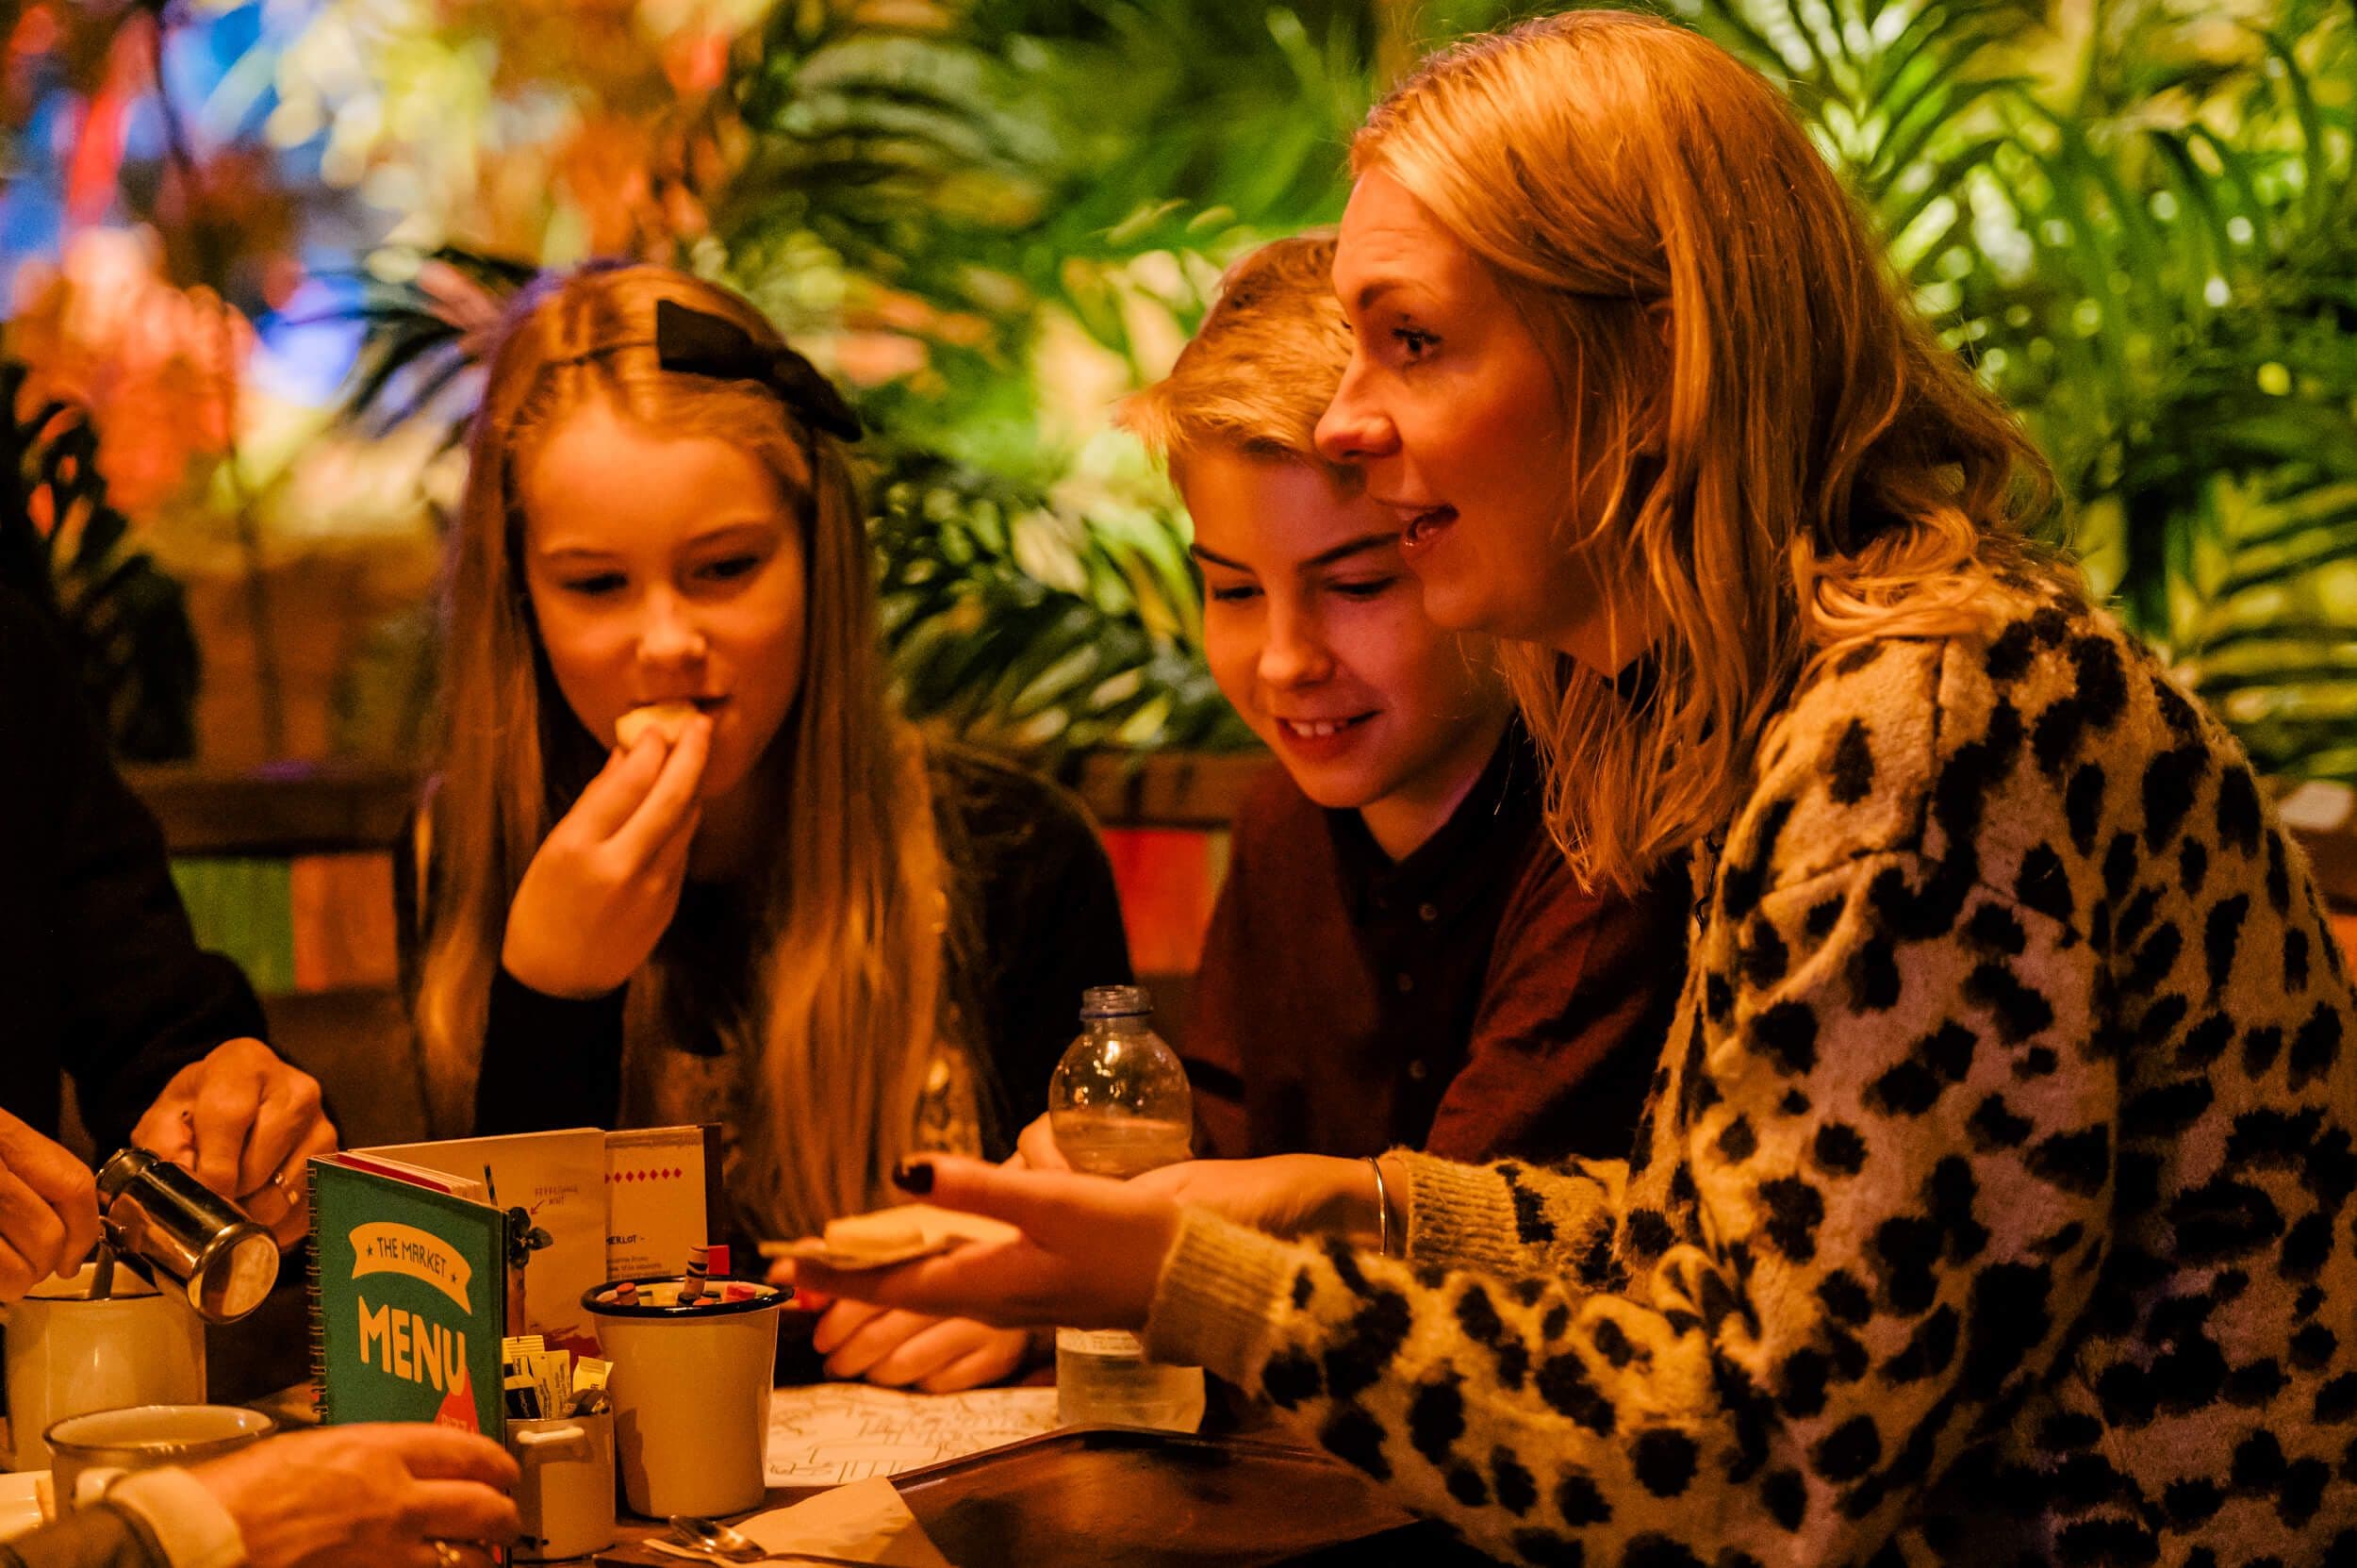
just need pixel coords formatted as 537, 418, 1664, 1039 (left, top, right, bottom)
500, 716, 711, 998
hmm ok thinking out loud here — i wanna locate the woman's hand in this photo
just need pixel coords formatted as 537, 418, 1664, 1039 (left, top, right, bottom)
1011, 1120, 1377, 1244
1127, 1155, 1380, 1242
187, 1423, 519, 1568
791, 1158, 1182, 1332
771, 1260, 1035, 1390
1009, 1113, 1066, 1171
500, 720, 709, 999
809, 1298, 1033, 1392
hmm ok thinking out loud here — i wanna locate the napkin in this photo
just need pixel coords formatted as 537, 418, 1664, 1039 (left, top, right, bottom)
0, 1471, 46, 1541
640, 1477, 954, 1567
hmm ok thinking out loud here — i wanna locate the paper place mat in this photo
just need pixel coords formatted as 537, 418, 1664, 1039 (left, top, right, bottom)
766, 1383, 1060, 1487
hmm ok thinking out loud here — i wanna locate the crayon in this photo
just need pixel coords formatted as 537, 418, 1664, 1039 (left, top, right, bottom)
680, 1246, 710, 1305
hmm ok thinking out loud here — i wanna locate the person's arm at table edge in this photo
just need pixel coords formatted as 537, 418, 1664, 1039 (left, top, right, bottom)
392, 800, 629, 1135
0, 1506, 173, 1568
0, 1466, 238, 1568
7, 595, 269, 1153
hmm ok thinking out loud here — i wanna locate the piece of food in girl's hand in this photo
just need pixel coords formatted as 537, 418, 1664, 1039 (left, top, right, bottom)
614, 700, 700, 751
768, 1202, 1020, 1269
860, 1203, 1018, 1248
824, 1209, 926, 1256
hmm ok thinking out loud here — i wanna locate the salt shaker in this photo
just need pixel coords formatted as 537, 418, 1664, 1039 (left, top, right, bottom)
93, 1147, 280, 1324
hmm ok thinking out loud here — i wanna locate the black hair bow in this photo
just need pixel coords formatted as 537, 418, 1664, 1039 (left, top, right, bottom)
653, 299, 863, 442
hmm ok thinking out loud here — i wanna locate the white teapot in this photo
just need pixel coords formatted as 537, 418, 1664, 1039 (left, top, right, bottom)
0, 1263, 206, 1472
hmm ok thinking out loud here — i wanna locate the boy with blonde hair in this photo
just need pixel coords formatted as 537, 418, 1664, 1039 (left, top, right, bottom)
1125, 237, 1682, 1163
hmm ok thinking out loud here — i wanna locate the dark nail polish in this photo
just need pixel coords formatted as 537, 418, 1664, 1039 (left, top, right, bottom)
892, 1160, 934, 1194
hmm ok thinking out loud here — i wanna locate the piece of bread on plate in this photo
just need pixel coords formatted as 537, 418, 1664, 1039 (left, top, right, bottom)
762, 1203, 1020, 1270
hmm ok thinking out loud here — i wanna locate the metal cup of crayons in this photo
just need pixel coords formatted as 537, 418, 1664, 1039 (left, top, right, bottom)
581, 1247, 785, 1519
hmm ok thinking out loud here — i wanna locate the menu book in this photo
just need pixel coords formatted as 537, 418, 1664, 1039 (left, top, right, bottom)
362, 1128, 608, 1360
306, 1153, 506, 1435
358, 1123, 721, 1356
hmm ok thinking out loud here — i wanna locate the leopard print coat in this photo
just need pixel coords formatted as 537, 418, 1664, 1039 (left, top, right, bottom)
1146, 586, 2357, 1565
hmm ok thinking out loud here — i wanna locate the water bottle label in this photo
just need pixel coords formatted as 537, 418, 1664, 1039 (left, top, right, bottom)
1056, 1327, 1145, 1359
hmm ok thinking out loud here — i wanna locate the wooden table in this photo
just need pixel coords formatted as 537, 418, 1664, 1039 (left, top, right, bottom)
589, 1426, 1489, 1568
259, 1378, 1492, 1564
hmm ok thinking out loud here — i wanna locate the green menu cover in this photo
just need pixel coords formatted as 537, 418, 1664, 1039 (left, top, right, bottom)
307, 1155, 507, 1435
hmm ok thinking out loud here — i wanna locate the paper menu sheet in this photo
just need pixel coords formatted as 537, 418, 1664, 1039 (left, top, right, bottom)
604, 1124, 719, 1279
765, 1383, 1060, 1486
361, 1128, 605, 1356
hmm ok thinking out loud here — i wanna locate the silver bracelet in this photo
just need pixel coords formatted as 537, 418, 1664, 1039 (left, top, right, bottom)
1366, 1156, 1393, 1259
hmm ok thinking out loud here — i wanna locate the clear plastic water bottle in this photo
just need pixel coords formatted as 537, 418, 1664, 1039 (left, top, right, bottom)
1048, 984, 1205, 1432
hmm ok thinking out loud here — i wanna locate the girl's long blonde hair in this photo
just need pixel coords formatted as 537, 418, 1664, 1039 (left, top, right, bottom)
1358, 11, 2061, 895
416, 263, 951, 1239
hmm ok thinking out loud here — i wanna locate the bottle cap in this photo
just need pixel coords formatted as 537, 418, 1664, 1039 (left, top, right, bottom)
1079, 984, 1153, 1020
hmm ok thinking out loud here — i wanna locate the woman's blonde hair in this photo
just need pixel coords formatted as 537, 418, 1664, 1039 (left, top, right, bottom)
417, 263, 952, 1239
1122, 235, 1354, 476
1357, 11, 2061, 894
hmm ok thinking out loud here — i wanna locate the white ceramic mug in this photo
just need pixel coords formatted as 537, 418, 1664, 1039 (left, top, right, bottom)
508, 1411, 616, 1560
43, 1405, 274, 1510
2, 1263, 207, 1471
584, 1279, 783, 1518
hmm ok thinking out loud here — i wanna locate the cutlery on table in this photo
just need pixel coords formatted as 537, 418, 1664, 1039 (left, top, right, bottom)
660, 1513, 881, 1566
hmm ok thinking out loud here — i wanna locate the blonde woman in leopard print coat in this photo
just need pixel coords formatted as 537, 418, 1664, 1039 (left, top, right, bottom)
796, 13, 2357, 1564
